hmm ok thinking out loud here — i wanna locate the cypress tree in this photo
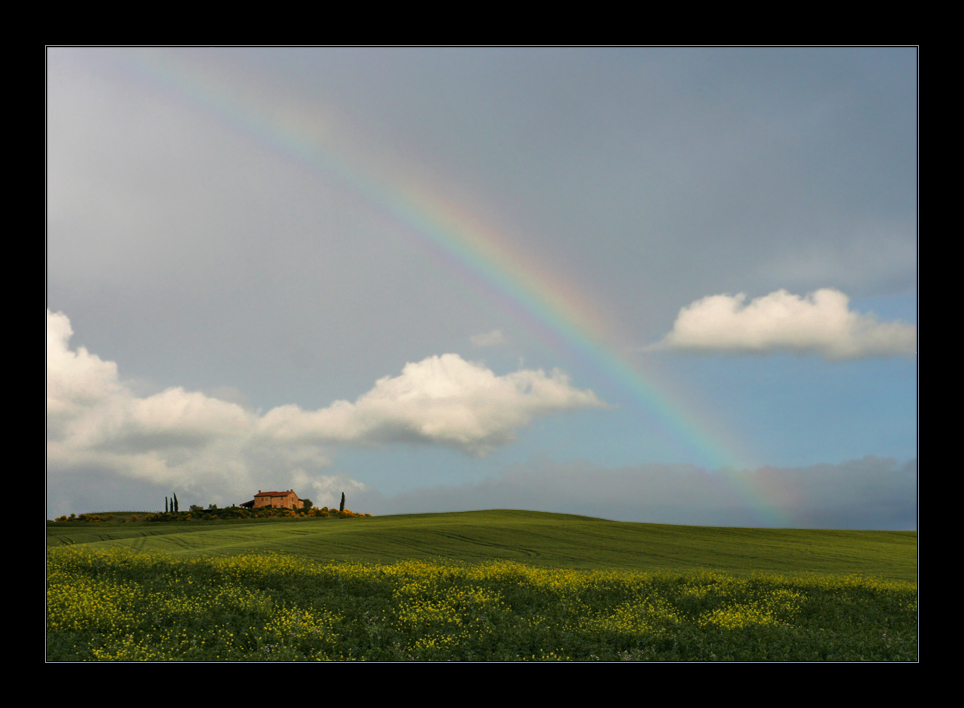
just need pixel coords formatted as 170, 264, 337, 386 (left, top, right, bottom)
165, 496, 168, 513
340, 492, 345, 512
174, 492, 179, 513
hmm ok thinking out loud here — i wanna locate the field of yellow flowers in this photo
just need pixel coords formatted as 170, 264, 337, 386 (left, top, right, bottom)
46, 547, 916, 660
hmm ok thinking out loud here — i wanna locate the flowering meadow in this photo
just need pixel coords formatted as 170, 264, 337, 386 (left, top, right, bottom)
47, 547, 916, 661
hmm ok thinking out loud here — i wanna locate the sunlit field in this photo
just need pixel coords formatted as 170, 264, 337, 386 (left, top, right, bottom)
47, 547, 916, 661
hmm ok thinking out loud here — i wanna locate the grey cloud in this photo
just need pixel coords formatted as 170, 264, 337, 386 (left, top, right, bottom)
362, 457, 916, 530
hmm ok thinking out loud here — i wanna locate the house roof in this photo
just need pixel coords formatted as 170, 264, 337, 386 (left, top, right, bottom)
254, 490, 298, 498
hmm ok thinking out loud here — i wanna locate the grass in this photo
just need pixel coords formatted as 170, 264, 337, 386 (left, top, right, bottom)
46, 510, 917, 661
46, 509, 917, 581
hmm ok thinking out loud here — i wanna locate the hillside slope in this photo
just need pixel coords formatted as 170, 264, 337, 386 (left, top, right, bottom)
46, 509, 917, 581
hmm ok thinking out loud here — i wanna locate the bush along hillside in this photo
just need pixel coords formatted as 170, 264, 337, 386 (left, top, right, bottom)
51, 506, 372, 523
53, 513, 120, 523
143, 506, 371, 522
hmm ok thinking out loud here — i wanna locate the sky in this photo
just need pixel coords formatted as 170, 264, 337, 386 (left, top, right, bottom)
46, 48, 917, 528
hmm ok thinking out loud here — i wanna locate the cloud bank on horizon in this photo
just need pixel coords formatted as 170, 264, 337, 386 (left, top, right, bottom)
361, 457, 917, 530
652, 288, 917, 360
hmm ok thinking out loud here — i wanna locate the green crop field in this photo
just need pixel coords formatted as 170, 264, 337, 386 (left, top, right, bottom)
46, 510, 917, 661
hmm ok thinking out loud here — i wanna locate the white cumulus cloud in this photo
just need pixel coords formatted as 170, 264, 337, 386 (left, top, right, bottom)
258, 353, 605, 455
47, 310, 605, 510
651, 288, 917, 359
46, 310, 121, 428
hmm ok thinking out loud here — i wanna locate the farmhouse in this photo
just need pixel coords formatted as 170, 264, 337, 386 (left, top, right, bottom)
244, 489, 303, 510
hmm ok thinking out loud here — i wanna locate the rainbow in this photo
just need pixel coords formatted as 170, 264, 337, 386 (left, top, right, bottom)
124, 51, 782, 526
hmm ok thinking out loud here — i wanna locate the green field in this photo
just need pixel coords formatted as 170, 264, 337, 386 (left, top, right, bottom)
47, 509, 917, 581
46, 511, 917, 661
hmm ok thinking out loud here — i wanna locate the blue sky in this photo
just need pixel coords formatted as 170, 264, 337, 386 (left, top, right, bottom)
47, 48, 917, 527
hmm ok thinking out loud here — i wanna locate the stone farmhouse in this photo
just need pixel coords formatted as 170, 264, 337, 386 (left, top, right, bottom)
244, 489, 303, 510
